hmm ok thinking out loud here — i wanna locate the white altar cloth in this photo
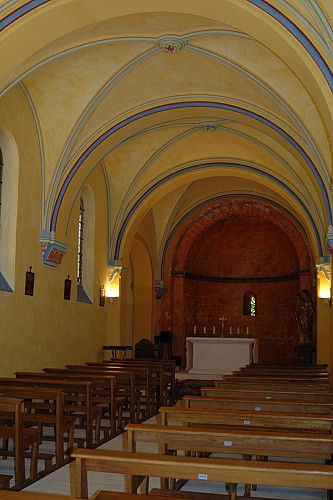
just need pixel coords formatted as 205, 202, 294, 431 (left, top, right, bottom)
185, 337, 258, 375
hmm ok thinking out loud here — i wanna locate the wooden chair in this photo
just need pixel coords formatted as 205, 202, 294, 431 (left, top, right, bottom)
134, 339, 157, 358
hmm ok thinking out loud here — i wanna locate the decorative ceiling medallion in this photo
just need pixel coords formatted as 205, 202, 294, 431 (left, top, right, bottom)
158, 38, 184, 53
198, 122, 218, 132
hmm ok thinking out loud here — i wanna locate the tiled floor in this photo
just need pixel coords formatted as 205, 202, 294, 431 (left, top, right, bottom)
20, 414, 327, 500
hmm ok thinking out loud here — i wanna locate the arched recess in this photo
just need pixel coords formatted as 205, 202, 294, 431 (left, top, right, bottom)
160, 198, 314, 367
0, 128, 19, 291
130, 237, 153, 346
165, 198, 312, 279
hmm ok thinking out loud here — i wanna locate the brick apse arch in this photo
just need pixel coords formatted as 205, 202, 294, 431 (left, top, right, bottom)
161, 198, 314, 366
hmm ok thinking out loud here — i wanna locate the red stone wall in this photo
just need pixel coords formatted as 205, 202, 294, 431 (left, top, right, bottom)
161, 201, 314, 367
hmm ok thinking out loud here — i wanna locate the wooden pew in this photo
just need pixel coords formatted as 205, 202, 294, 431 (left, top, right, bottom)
158, 406, 333, 433
72, 448, 333, 499
80, 364, 156, 417
0, 491, 230, 500
0, 397, 41, 488
0, 377, 100, 449
124, 422, 333, 492
212, 380, 332, 391
181, 394, 333, 414
88, 360, 168, 409
125, 422, 333, 461
97, 492, 230, 500
63, 366, 144, 422
0, 386, 71, 468
15, 371, 122, 438
235, 368, 329, 377
243, 363, 328, 371
100, 359, 176, 406
200, 386, 333, 401
222, 373, 331, 382
0, 492, 72, 499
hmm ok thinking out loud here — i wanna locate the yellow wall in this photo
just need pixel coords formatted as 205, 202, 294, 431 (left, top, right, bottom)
0, 90, 114, 376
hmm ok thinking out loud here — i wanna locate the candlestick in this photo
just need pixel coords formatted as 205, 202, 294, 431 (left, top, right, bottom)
219, 315, 226, 336
237, 326, 240, 335
193, 325, 197, 334
229, 326, 232, 335
203, 326, 206, 334
246, 326, 249, 335
213, 326, 216, 335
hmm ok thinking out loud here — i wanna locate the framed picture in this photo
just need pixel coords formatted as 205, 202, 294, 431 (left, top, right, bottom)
64, 276, 71, 300
25, 268, 35, 296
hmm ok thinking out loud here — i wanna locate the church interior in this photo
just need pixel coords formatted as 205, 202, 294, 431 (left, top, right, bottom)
0, 0, 333, 499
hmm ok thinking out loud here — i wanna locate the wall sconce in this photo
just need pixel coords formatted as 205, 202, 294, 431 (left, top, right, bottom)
316, 262, 331, 306
105, 265, 122, 303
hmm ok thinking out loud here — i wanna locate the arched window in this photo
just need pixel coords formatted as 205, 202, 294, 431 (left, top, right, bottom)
77, 196, 84, 286
0, 131, 19, 292
0, 148, 3, 224
243, 291, 256, 316
76, 186, 95, 303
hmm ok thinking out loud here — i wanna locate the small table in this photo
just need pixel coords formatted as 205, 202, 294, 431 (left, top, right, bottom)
103, 345, 132, 359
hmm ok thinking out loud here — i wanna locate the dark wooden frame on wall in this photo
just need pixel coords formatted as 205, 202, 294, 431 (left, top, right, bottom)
25, 267, 35, 296
64, 276, 71, 300
99, 286, 105, 307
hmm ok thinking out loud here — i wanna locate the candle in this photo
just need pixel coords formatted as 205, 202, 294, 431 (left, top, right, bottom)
246, 326, 249, 335
229, 327, 232, 334
203, 326, 206, 334
213, 326, 216, 334
193, 325, 197, 334
237, 326, 240, 334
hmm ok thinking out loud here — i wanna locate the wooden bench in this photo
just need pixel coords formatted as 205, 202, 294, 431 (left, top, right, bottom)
124, 422, 333, 461
2, 377, 103, 448
0, 397, 41, 488
100, 358, 176, 406
15, 371, 123, 438
182, 394, 333, 414
72, 448, 333, 499
242, 363, 328, 372
0, 492, 72, 499
200, 386, 333, 401
158, 406, 333, 433
88, 361, 169, 409
63, 367, 143, 423
222, 373, 331, 382
242, 363, 328, 371
95, 490, 240, 500
214, 377, 332, 392
235, 368, 330, 378
0, 386, 71, 468
124, 422, 333, 494
80, 364, 156, 418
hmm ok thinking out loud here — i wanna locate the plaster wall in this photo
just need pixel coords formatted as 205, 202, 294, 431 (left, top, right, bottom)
0, 93, 112, 376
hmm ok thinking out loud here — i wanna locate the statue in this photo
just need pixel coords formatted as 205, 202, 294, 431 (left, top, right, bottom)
296, 289, 314, 345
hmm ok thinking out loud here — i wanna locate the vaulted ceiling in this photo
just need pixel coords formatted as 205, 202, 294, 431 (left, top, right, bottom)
1, 0, 332, 272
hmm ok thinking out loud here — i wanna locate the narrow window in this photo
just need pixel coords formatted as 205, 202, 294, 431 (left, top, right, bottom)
243, 291, 256, 316
77, 196, 84, 285
76, 186, 94, 304
0, 148, 3, 225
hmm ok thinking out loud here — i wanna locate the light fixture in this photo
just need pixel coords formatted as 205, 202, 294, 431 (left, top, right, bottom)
105, 265, 122, 302
316, 262, 331, 305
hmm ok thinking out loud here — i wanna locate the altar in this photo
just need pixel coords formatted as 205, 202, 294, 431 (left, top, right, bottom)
185, 337, 258, 376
